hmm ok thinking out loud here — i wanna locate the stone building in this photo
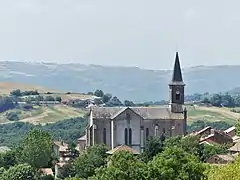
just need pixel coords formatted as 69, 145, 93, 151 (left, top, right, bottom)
85, 52, 187, 153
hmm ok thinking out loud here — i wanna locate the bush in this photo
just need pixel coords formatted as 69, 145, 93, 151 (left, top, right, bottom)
6, 112, 20, 121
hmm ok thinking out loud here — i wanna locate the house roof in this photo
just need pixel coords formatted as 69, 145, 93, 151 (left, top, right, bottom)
209, 154, 236, 162
228, 142, 240, 152
54, 141, 69, 152
106, 145, 140, 155
78, 135, 86, 141
193, 126, 212, 136
224, 126, 236, 134
232, 135, 240, 143
90, 106, 184, 120
39, 168, 54, 176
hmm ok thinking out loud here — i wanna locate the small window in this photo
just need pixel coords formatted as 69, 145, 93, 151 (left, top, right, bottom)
126, 113, 130, 125
124, 128, 128, 145
155, 125, 159, 136
146, 128, 149, 140
103, 128, 106, 144
163, 128, 165, 133
129, 128, 132, 145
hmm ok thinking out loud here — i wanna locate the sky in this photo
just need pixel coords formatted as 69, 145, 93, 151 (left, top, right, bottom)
0, 0, 239, 69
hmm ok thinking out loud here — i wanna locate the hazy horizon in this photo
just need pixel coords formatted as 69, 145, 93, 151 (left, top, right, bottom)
0, 0, 240, 69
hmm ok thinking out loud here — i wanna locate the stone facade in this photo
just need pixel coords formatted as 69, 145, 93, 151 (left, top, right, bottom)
85, 52, 187, 153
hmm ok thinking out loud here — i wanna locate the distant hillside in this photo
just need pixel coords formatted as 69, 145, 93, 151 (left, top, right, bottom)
0, 61, 240, 101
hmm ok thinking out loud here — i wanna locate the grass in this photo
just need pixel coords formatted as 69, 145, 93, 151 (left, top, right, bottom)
0, 82, 94, 101
0, 105, 88, 125
187, 106, 238, 125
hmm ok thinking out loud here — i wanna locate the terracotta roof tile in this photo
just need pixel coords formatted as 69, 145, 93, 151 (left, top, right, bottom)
106, 145, 140, 155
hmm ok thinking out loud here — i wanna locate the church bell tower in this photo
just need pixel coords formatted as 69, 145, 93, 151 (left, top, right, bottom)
169, 52, 185, 113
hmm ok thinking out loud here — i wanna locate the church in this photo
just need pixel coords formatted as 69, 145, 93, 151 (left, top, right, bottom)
85, 52, 187, 153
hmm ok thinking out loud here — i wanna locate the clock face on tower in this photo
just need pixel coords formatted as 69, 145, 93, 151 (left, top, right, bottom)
175, 89, 181, 101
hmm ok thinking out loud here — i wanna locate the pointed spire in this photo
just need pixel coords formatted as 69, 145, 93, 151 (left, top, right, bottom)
171, 52, 183, 82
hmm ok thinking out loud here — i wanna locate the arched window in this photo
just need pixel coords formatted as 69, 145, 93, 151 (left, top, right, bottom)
124, 128, 128, 145
146, 128, 149, 140
126, 113, 130, 125
155, 125, 159, 136
103, 128, 106, 144
129, 128, 132, 145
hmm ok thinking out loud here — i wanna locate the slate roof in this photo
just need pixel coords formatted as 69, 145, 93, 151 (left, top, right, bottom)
169, 52, 185, 85
90, 106, 184, 120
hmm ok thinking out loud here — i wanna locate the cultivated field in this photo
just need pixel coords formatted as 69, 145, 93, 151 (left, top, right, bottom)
0, 105, 88, 125
187, 105, 240, 125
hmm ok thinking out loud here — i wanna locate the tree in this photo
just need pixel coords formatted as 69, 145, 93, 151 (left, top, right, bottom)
124, 100, 135, 107
44, 96, 55, 101
0, 150, 17, 169
0, 163, 35, 180
10, 89, 22, 96
207, 157, 240, 180
16, 129, 53, 168
236, 119, 240, 136
201, 143, 228, 162
94, 90, 104, 97
148, 147, 206, 180
72, 144, 108, 178
107, 96, 122, 106
164, 136, 203, 160
102, 93, 112, 103
141, 136, 163, 162
55, 96, 62, 103
90, 151, 148, 180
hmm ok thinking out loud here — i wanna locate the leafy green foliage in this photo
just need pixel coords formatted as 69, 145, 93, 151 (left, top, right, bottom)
94, 89, 104, 97
140, 136, 163, 162
236, 119, 240, 136
55, 96, 62, 102
6, 111, 20, 121
0, 163, 35, 180
207, 157, 240, 180
0, 150, 17, 169
187, 120, 231, 132
0, 95, 16, 113
16, 129, 53, 168
73, 144, 108, 178
148, 147, 206, 180
0, 117, 87, 147
102, 93, 112, 103
90, 151, 148, 180
201, 144, 228, 162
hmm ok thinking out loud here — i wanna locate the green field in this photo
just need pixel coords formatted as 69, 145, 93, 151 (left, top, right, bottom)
0, 105, 88, 125
187, 106, 239, 125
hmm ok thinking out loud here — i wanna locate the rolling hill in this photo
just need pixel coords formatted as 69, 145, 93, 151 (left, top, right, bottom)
0, 61, 239, 102
0, 105, 87, 125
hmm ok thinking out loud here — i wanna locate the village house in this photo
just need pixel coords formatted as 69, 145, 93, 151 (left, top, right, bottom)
228, 142, 240, 155
190, 126, 233, 145
85, 52, 187, 153
77, 135, 87, 151
206, 154, 236, 164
